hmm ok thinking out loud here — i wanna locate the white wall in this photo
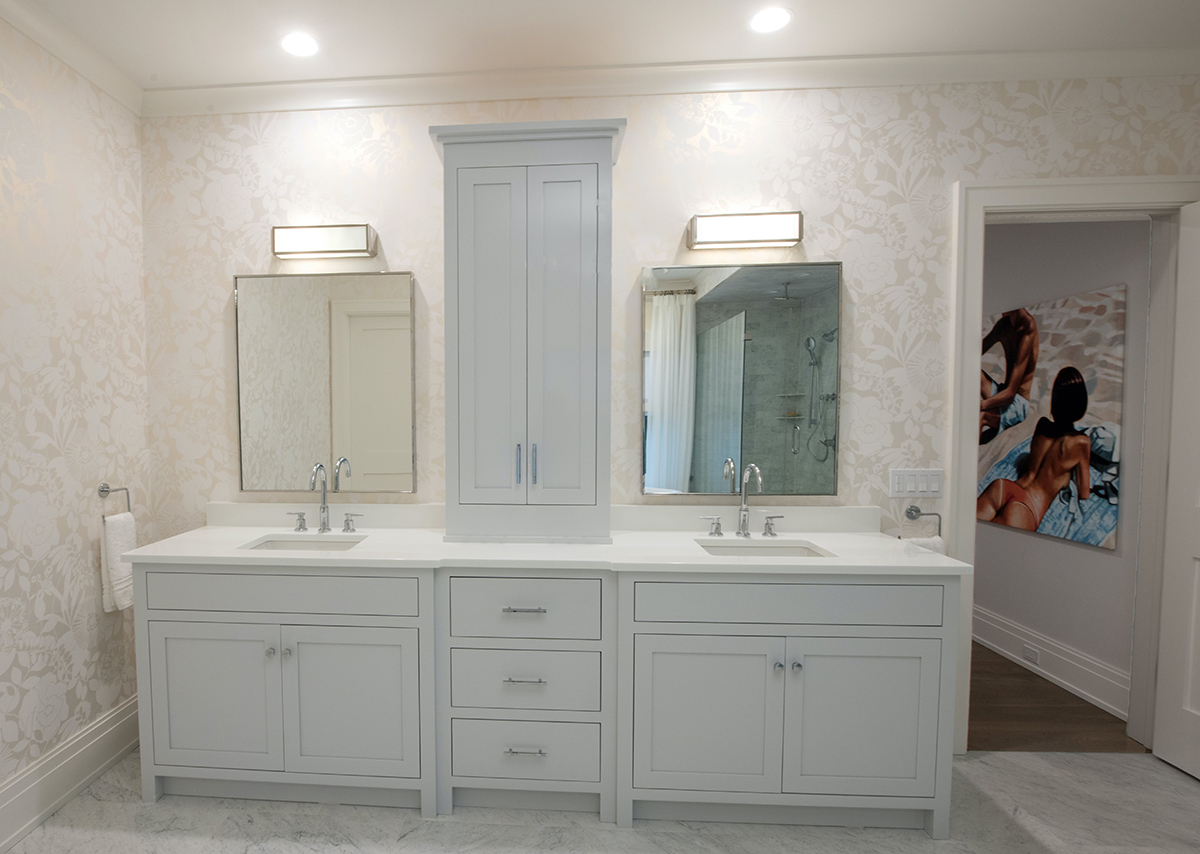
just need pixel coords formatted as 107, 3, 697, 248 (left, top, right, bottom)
975, 220, 1152, 713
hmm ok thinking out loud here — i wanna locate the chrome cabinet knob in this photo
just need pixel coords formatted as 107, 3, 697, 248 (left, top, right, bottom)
792, 661, 803, 671
266, 647, 276, 657
282, 648, 292, 658
774, 661, 785, 670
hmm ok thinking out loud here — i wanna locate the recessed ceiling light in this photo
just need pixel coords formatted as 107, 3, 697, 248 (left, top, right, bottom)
281, 33, 319, 57
749, 7, 792, 33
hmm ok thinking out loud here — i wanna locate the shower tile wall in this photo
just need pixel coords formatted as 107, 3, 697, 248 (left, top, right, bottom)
693, 288, 837, 495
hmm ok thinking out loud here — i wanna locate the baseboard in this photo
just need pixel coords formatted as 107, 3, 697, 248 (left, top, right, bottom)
0, 696, 139, 854
972, 606, 1130, 719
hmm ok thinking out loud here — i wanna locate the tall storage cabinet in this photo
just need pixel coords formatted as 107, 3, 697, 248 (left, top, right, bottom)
433, 120, 625, 541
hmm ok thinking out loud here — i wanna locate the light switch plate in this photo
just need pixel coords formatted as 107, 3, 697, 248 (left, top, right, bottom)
889, 468, 944, 498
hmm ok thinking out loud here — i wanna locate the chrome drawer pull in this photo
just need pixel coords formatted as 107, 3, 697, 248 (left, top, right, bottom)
504, 748, 548, 757
502, 607, 547, 614
503, 678, 548, 685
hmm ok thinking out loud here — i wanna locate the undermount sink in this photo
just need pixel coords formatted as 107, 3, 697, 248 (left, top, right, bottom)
241, 534, 367, 551
695, 537, 834, 558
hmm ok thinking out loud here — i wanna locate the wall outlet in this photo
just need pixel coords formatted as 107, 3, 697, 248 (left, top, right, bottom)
1022, 645, 1040, 666
889, 468, 944, 498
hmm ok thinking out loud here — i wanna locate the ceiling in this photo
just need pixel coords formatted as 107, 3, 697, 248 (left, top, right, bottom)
7, 0, 1200, 116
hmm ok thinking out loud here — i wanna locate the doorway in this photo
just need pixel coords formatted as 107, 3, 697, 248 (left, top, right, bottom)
946, 176, 1200, 756
970, 217, 1151, 751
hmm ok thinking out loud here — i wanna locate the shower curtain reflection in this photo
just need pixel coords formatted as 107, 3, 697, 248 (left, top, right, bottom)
644, 293, 697, 493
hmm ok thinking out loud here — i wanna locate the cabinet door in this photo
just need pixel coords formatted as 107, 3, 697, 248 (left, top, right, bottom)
148, 621, 283, 771
457, 165, 528, 504
782, 637, 941, 797
281, 625, 421, 778
526, 163, 598, 506
633, 634, 785, 792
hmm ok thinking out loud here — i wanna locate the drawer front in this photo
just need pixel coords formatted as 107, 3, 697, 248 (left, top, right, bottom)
451, 648, 601, 711
146, 572, 419, 617
450, 577, 601, 639
451, 718, 600, 782
634, 582, 943, 627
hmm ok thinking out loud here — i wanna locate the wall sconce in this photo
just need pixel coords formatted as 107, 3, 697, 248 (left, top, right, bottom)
686, 211, 803, 249
272, 224, 377, 259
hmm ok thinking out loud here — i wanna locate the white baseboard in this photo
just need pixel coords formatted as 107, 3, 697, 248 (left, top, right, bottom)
0, 696, 139, 854
972, 606, 1130, 719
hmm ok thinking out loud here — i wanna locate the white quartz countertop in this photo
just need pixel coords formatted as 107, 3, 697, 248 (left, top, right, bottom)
124, 526, 972, 577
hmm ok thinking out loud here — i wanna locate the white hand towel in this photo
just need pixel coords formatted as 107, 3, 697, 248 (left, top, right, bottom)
101, 512, 136, 612
905, 536, 946, 555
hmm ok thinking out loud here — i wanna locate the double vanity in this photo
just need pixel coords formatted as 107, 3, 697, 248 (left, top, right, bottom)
143, 118, 971, 840
126, 506, 969, 839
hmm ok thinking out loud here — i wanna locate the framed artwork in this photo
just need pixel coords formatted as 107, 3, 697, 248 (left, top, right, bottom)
976, 285, 1125, 549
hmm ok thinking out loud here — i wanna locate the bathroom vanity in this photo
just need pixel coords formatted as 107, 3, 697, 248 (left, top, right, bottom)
126, 507, 967, 838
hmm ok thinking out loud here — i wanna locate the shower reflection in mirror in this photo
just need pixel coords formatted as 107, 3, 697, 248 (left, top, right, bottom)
642, 263, 840, 496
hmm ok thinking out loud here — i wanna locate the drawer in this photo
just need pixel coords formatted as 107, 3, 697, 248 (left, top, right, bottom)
451, 649, 601, 711
145, 572, 419, 617
450, 577, 601, 639
451, 719, 600, 782
634, 582, 943, 627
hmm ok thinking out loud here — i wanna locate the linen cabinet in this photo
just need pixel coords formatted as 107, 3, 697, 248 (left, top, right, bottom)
432, 119, 626, 541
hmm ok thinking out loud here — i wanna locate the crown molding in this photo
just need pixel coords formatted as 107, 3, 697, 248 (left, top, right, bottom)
0, 0, 142, 115
141, 47, 1200, 118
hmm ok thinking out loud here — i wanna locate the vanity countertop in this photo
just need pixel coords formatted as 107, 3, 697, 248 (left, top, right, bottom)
124, 526, 972, 577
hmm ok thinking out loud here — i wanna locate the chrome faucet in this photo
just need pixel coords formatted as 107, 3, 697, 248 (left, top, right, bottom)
309, 463, 331, 533
723, 458, 737, 493
334, 457, 352, 491
738, 463, 763, 537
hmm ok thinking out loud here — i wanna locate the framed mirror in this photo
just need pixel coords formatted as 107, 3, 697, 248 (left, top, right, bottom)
642, 263, 840, 496
235, 272, 415, 492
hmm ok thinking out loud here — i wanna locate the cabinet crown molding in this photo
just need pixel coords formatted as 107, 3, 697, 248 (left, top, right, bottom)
430, 119, 627, 164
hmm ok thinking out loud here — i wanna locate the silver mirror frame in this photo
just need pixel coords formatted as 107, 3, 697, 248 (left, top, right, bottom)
233, 271, 417, 494
640, 262, 841, 497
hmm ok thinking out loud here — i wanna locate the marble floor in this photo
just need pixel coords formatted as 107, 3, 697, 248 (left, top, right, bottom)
10, 751, 1200, 854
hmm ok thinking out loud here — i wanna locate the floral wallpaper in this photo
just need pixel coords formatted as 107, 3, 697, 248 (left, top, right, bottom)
5, 5, 1200, 789
0, 20, 143, 780
141, 76, 1200, 540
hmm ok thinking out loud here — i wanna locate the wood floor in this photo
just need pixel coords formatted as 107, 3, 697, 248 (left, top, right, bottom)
968, 642, 1149, 752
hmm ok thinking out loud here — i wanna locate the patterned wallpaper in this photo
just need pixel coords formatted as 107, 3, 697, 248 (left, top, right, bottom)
5, 6, 1200, 784
0, 20, 143, 779
141, 77, 1200, 539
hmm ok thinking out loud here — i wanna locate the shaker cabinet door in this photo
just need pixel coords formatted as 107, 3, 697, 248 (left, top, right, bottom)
281, 625, 422, 778
526, 163, 598, 506
633, 634, 786, 793
457, 165, 528, 505
148, 621, 284, 771
782, 637, 941, 797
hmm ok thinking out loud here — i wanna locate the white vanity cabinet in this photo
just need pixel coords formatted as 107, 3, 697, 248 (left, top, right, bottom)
618, 575, 959, 839
433, 119, 625, 541
133, 565, 436, 815
436, 570, 617, 819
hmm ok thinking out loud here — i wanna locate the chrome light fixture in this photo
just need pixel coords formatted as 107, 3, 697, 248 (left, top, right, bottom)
686, 211, 803, 250
272, 224, 377, 259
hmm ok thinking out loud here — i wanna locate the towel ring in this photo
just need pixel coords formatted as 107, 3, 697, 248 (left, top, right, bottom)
98, 482, 131, 516
905, 504, 942, 537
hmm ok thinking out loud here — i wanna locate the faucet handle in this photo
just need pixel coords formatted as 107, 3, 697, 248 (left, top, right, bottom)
700, 515, 724, 537
763, 515, 783, 537
342, 513, 363, 533
287, 512, 307, 532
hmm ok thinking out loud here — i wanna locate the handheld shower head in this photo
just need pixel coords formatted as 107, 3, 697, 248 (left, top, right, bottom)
805, 336, 817, 354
